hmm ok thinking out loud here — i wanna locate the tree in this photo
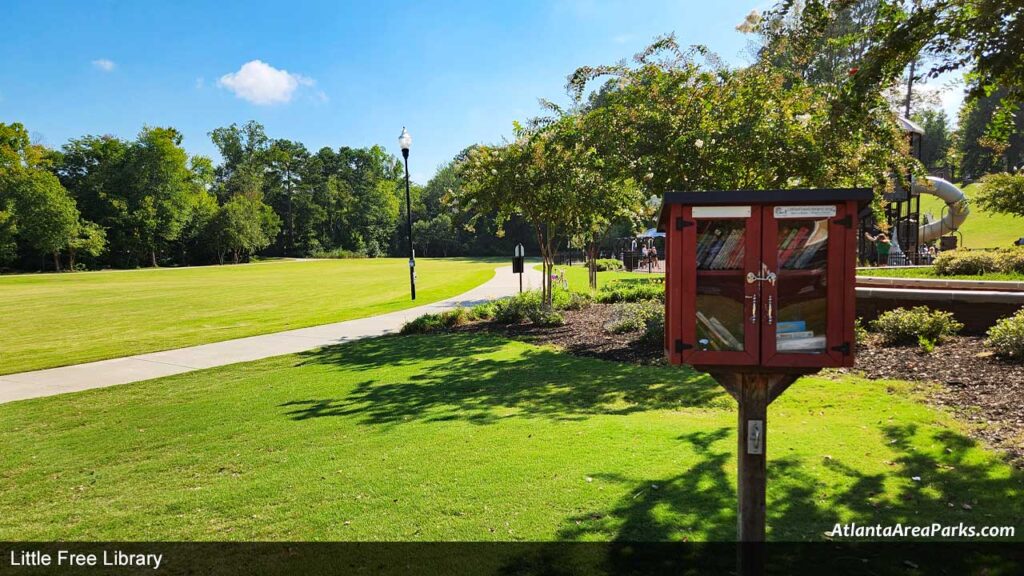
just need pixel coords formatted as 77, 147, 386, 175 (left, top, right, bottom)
913, 108, 952, 171
266, 139, 310, 255
8, 170, 79, 270
67, 219, 106, 270
974, 172, 1024, 219
207, 195, 281, 264
957, 90, 1024, 178
121, 127, 196, 266
209, 121, 270, 200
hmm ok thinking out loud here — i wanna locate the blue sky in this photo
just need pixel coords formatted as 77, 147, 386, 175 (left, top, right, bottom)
0, 1, 961, 183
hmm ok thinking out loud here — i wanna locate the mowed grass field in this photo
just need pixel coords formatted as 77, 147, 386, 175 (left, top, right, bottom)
542, 264, 663, 292
0, 258, 499, 375
919, 182, 1024, 249
0, 333, 1019, 541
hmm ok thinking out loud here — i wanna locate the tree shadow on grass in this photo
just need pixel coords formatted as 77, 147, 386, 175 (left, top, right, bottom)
558, 422, 1024, 543
283, 333, 727, 426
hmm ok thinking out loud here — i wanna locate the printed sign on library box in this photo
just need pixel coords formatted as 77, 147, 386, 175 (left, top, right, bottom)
773, 205, 837, 219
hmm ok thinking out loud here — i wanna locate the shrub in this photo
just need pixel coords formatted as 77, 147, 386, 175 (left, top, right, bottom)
870, 306, 963, 346
592, 258, 624, 272
309, 247, 366, 259
552, 288, 593, 311
596, 280, 665, 303
854, 317, 869, 345
933, 250, 999, 276
986, 308, 1024, 361
400, 313, 445, 334
469, 301, 497, 320
399, 307, 473, 334
640, 309, 665, 346
996, 248, 1024, 274
527, 308, 565, 327
604, 300, 662, 334
493, 291, 543, 324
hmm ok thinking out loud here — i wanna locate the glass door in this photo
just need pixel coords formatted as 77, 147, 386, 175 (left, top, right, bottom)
681, 205, 761, 366
760, 204, 847, 367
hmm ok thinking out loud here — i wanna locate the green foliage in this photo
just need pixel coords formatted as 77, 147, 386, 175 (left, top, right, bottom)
6, 170, 79, 268
604, 300, 662, 334
854, 318, 869, 345
985, 308, 1024, 361
207, 195, 281, 263
592, 258, 624, 272
870, 306, 964, 346
309, 247, 367, 259
932, 249, 1023, 276
997, 248, 1024, 273
975, 172, 1024, 219
527, 308, 565, 327
596, 280, 665, 304
913, 109, 953, 171
399, 307, 475, 335
918, 335, 936, 354
493, 291, 544, 324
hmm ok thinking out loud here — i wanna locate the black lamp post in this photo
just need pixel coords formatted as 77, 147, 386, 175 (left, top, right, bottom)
399, 127, 415, 300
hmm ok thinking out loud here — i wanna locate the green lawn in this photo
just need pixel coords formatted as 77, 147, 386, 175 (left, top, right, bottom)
1, 332, 1019, 541
541, 263, 663, 292
857, 266, 1024, 282
919, 182, 1024, 249
0, 258, 498, 375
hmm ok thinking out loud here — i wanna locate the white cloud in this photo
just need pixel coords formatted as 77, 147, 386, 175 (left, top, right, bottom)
218, 60, 316, 105
92, 59, 115, 72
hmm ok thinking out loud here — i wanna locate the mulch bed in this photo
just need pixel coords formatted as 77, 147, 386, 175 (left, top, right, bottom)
456, 303, 1024, 465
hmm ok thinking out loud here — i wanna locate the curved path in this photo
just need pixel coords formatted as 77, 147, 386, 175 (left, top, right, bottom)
0, 265, 543, 405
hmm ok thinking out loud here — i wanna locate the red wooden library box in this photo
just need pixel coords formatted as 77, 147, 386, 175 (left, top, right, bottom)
658, 188, 873, 370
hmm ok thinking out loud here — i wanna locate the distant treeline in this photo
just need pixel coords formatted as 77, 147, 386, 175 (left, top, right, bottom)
0, 120, 535, 272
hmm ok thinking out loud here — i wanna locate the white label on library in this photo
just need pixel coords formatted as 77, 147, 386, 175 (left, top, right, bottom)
774, 206, 836, 219
692, 206, 751, 218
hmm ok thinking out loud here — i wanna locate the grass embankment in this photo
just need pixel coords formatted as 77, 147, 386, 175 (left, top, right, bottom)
857, 267, 1024, 282
0, 258, 499, 374
0, 332, 1019, 541
919, 182, 1024, 249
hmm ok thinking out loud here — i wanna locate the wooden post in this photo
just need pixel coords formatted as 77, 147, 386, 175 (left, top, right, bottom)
708, 371, 797, 542
738, 375, 768, 542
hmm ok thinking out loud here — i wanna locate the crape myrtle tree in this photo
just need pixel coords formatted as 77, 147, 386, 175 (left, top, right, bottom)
457, 122, 584, 305
569, 35, 910, 210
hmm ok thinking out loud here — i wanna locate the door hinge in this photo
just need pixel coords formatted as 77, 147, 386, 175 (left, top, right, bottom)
676, 217, 694, 230
675, 339, 692, 353
834, 214, 853, 228
831, 341, 851, 355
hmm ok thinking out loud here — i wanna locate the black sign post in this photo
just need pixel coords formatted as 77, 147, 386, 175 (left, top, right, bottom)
512, 244, 525, 293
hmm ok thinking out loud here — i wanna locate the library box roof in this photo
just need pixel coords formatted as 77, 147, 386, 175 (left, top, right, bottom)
657, 188, 873, 232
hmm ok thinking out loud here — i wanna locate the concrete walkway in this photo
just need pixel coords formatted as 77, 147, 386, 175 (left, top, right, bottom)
0, 265, 544, 405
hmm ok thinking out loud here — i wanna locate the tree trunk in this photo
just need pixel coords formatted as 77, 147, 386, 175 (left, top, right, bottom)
233, 250, 239, 264
68, 249, 77, 272
150, 249, 158, 268
52, 251, 61, 272
588, 237, 599, 291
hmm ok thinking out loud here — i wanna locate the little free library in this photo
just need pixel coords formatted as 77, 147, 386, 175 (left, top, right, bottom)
658, 188, 873, 543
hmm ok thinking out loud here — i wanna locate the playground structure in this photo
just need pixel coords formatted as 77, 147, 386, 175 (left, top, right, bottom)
858, 116, 970, 265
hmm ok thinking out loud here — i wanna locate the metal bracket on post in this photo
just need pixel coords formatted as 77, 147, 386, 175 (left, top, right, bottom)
746, 420, 764, 455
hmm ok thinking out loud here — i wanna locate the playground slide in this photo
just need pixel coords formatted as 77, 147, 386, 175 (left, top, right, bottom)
912, 176, 970, 244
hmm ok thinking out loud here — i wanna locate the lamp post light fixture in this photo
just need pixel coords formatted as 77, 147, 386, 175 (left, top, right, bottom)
399, 127, 416, 300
